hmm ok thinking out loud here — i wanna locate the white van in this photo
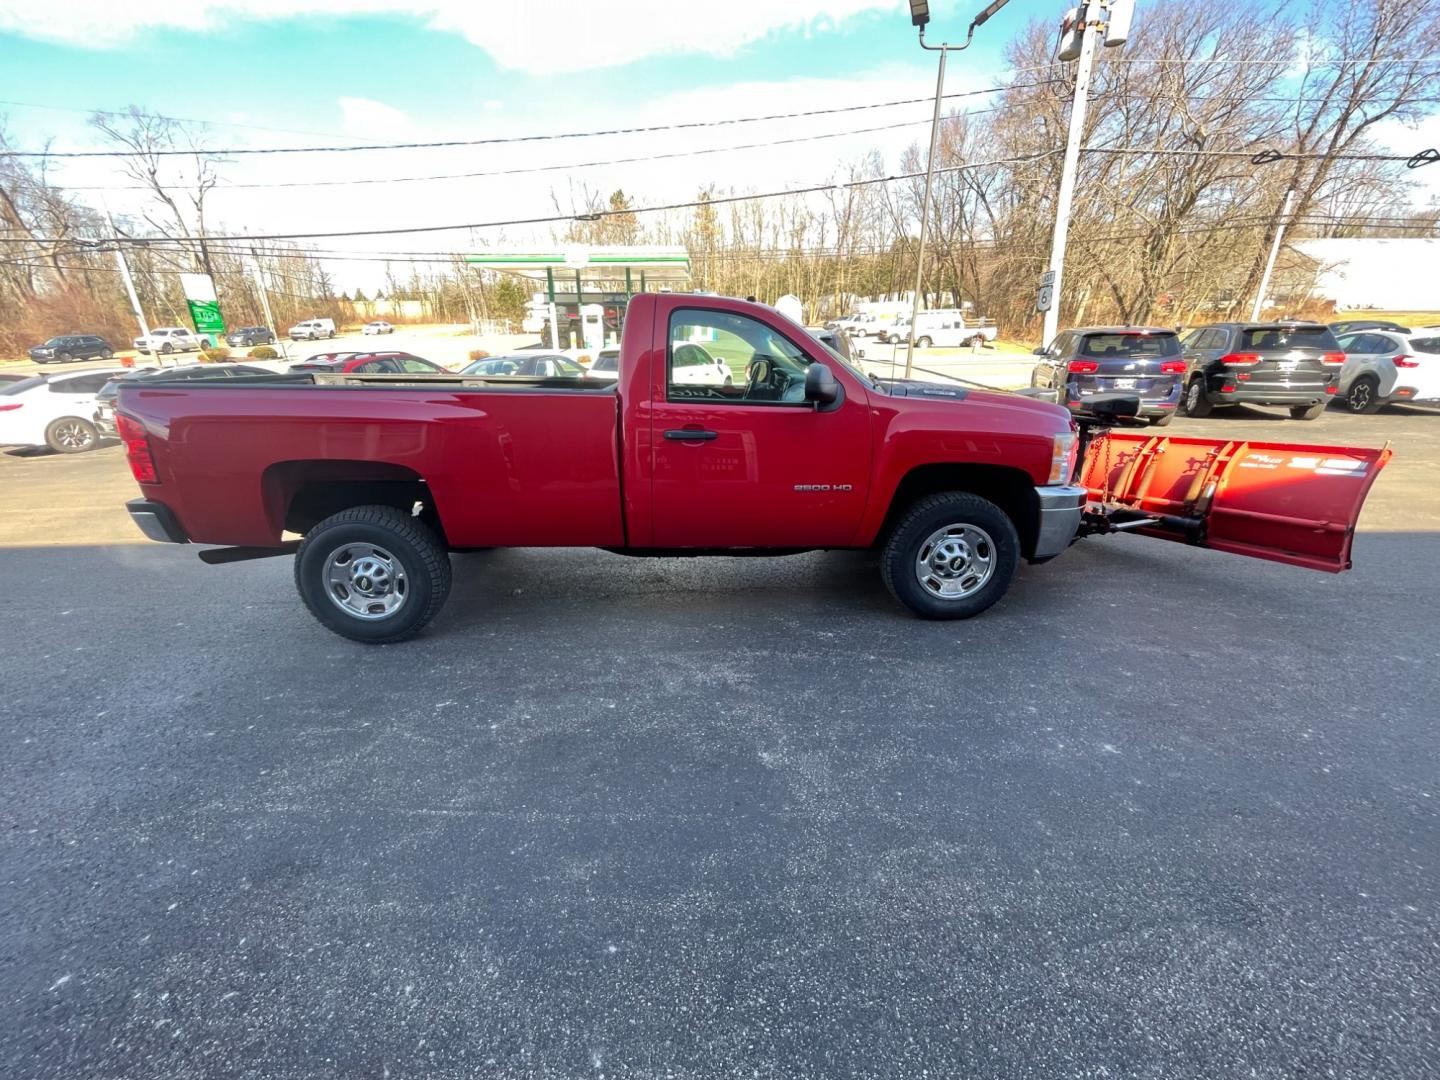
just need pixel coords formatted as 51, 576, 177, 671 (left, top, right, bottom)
288, 318, 336, 341
907, 311, 998, 349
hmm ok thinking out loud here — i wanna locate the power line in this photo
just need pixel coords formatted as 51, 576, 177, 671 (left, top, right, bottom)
0, 83, 1047, 160
1108, 54, 1440, 67
0, 100, 358, 143
58, 111, 1000, 191
0, 151, 1069, 244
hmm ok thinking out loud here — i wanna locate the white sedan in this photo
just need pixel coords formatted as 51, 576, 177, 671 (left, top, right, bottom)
0, 367, 125, 453
362, 321, 395, 335
671, 342, 733, 387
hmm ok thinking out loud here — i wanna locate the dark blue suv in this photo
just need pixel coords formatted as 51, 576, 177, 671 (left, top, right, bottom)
1029, 327, 1185, 426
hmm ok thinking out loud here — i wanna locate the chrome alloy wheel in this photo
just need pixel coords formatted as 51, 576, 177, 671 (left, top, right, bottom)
914, 523, 996, 600
324, 543, 408, 620
52, 420, 95, 450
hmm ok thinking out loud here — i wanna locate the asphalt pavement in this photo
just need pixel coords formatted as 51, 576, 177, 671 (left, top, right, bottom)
2, 406, 1438, 1078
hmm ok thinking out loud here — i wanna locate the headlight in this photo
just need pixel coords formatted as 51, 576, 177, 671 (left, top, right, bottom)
1048, 428, 1078, 484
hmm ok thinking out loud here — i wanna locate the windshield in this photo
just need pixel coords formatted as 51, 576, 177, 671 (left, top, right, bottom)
1239, 326, 1339, 350
1079, 332, 1181, 358
2, 376, 45, 395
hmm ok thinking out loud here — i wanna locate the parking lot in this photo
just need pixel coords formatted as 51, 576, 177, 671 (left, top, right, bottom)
3, 403, 1438, 1078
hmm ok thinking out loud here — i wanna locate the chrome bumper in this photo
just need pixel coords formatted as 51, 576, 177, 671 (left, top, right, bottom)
1033, 484, 1088, 559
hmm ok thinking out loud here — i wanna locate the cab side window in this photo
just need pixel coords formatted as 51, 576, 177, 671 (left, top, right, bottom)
667, 308, 815, 406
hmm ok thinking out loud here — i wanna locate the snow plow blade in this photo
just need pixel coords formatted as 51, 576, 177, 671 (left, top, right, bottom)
1078, 432, 1391, 573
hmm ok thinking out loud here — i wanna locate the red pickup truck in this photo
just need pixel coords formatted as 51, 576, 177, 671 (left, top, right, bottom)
115, 293, 1390, 643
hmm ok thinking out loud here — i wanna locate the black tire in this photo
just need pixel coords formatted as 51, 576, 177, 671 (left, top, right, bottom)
1344, 376, 1383, 414
58, 351, 72, 362
881, 492, 1019, 620
1183, 377, 1212, 417
101, 348, 113, 359
294, 505, 451, 643
1290, 402, 1326, 420
1149, 410, 1175, 427
915, 336, 933, 348
161, 343, 174, 354
45, 417, 98, 453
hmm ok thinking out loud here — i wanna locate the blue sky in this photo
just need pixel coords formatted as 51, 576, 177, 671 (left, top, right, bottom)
1, 1, 1435, 289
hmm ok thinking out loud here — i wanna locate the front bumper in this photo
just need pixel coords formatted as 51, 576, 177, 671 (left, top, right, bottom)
1033, 484, 1088, 559
126, 499, 190, 544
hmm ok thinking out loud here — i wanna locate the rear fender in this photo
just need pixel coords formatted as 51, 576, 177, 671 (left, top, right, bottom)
1079, 432, 1391, 572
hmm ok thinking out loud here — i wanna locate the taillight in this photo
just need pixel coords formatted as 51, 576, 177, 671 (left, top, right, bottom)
1159, 360, 1186, 374
1220, 353, 1260, 366
0, 403, 22, 412
115, 413, 158, 484
1067, 359, 1099, 374
1393, 354, 1419, 368
1321, 351, 1345, 366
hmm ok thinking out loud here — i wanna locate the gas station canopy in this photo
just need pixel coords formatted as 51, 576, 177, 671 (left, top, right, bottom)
464, 245, 691, 298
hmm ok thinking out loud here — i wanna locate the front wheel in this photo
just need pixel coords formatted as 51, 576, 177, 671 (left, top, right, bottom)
58, 351, 72, 362
1290, 402, 1326, 420
295, 505, 451, 643
881, 492, 1019, 620
1183, 378, 1212, 417
915, 336, 933, 348
46, 417, 98, 453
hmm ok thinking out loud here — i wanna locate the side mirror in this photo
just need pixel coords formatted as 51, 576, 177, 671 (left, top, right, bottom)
1032, 346, 1047, 356
805, 363, 840, 407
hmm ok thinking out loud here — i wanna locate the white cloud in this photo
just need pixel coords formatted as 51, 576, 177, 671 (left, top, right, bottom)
0, 1, 893, 72
337, 97, 412, 139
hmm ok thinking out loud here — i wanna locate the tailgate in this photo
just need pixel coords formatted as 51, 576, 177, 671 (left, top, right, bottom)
1080, 432, 1391, 572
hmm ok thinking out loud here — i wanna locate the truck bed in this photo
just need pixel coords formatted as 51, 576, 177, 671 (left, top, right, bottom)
116, 374, 626, 548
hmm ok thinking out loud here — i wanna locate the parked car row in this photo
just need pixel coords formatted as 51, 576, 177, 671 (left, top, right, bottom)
1030, 319, 1438, 424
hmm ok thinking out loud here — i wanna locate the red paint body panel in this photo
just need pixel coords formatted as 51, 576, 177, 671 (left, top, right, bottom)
1079, 431, 1391, 572
123, 386, 624, 548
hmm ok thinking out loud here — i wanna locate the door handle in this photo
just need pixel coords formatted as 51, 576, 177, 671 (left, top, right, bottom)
664, 429, 718, 441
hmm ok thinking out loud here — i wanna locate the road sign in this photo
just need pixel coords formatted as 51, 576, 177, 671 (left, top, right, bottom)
1036, 283, 1054, 313
1040, 270, 1056, 286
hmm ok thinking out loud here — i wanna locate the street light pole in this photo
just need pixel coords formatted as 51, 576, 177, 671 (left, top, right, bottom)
904, 0, 1012, 380
1040, 2, 1102, 348
904, 47, 948, 380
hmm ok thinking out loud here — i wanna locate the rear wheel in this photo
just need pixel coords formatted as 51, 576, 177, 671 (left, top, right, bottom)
1290, 402, 1326, 420
161, 342, 174, 354
881, 492, 1019, 620
45, 417, 98, 453
101, 348, 113, 359
1183, 378, 1212, 417
1344, 375, 1383, 414
295, 505, 451, 643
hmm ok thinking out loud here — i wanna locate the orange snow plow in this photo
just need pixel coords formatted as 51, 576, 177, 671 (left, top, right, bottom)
1078, 430, 1391, 572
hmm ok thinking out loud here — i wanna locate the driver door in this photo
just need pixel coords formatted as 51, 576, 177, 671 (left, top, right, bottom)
648, 305, 871, 548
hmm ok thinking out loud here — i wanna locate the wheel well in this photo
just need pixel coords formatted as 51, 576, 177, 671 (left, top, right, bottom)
262, 460, 448, 544
879, 464, 1040, 558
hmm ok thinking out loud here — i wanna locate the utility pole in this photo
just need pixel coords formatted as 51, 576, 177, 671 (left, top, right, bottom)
904, 0, 1013, 379
1040, 0, 1133, 346
1250, 189, 1296, 321
248, 246, 289, 360
107, 211, 158, 369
